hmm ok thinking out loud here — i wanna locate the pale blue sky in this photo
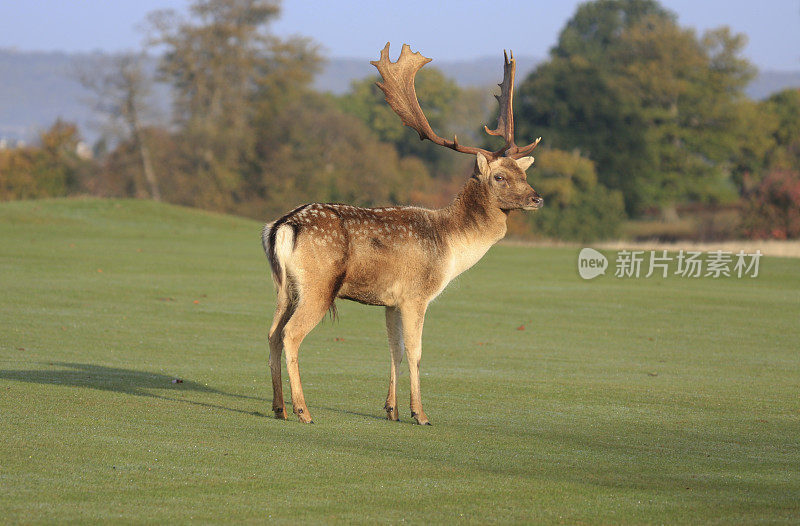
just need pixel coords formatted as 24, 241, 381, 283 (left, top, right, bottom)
0, 1, 798, 70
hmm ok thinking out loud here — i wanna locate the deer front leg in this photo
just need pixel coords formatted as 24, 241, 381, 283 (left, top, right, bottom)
400, 302, 430, 425
384, 306, 404, 421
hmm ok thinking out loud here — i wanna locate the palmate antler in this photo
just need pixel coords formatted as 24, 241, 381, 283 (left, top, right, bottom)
370, 43, 541, 161
483, 50, 542, 158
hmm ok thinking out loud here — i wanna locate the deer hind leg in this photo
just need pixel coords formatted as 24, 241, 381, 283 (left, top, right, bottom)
400, 302, 430, 425
268, 286, 293, 419
384, 306, 404, 421
280, 285, 330, 424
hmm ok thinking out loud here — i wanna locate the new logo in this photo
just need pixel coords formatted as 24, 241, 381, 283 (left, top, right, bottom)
578, 248, 608, 280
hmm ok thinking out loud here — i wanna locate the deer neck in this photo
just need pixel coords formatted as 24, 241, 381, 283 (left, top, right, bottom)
437, 177, 508, 281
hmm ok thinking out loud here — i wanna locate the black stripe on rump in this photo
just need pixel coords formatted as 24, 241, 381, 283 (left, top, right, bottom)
266, 204, 311, 287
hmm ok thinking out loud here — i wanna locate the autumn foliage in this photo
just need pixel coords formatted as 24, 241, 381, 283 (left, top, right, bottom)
1, 0, 799, 241
0, 121, 94, 200
743, 170, 800, 239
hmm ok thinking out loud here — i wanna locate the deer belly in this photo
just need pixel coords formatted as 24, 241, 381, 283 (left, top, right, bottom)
336, 275, 396, 306
335, 254, 399, 306
335, 246, 445, 306
337, 281, 391, 306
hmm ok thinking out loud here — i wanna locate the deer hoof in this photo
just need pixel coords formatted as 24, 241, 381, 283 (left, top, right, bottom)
296, 411, 314, 424
411, 411, 430, 426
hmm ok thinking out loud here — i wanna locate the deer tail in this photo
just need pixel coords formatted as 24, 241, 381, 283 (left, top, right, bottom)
262, 221, 295, 290
262, 204, 313, 291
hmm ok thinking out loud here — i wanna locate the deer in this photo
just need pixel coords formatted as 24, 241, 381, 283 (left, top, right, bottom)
261, 43, 543, 425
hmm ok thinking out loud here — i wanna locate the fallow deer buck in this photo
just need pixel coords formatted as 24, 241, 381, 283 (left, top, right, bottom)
262, 43, 543, 425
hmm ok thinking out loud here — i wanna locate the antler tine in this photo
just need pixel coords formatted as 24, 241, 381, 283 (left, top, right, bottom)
509, 136, 542, 158
484, 50, 542, 159
371, 43, 491, 158
484, 49, 515, 153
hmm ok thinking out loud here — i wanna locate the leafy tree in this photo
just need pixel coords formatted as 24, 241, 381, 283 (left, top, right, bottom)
75, 53, 161, 200
95, 127, 179, 200
252, 93, 433, 219
728, 99, 779, 194
731, 89, 800, 196
147, 0, 321, 210
91, 0, 437, 220
339, 68, 481, 177
615, 21, 750, 211
738, 90, 800, 238
553, 0, 673, 61
516, 55, 652, 208
762, 89, 800, 169
517, 0, 754, 216
0, 121, 91, 200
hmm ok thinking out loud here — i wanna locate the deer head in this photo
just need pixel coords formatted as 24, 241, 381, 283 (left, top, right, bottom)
371, 43, 543, 211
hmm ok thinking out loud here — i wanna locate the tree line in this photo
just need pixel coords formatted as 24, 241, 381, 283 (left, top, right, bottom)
1, 0, 798, 240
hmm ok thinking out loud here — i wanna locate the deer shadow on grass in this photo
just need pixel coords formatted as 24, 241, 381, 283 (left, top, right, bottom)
0, 361, 269, 417
1, 361, 407, 423
316, 405, 388, 422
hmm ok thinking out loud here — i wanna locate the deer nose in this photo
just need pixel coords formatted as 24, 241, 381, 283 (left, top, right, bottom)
528, 195, 544, 208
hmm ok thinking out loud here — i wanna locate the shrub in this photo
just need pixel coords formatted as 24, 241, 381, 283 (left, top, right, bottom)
0, 121, 89, 200
526, 148, 626, 241
742, 169, 800, 239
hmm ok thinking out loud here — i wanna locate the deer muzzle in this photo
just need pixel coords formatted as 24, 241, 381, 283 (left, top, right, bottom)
523, 194, 544, 210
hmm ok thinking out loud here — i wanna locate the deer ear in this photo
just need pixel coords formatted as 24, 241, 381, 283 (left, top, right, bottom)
516, 156, 535, 172
476, 153, 490, 178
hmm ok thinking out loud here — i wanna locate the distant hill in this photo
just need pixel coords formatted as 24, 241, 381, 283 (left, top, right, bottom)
313, 54, 543, 94
0, 50, 172, 144
746, 70, 800, 100
0, 50, 94, 142
1, 49, 798, 143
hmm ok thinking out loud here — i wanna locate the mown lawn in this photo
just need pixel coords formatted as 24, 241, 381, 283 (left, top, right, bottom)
1, 198, 798, 524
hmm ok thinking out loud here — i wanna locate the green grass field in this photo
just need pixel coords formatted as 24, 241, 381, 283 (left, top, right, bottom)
1, 198, 798, 524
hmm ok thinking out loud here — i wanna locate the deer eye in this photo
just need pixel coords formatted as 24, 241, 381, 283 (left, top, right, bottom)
493, 174, 505, 182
